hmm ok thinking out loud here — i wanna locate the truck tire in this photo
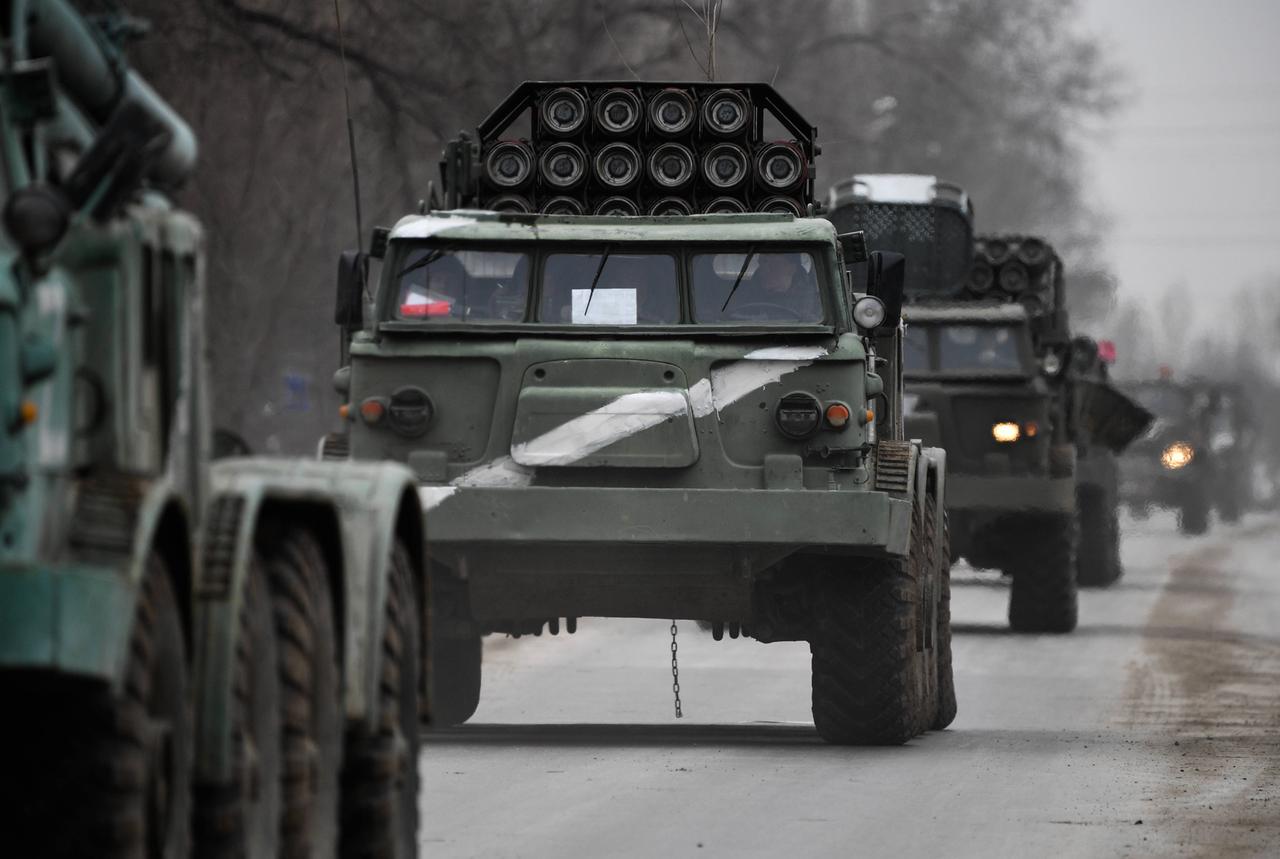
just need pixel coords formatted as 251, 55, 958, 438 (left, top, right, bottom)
429, 632, 483, 727
1076, 485, 1122, 587
1007, 513, 1078, 633
259, 525, 341, 858
340, 541, 420, 859
810, 500, 927, 745
194, 563, 283, 859
1178, 489, 1210, 535
12, 555, 194, 859
1217, 482, 1242, 524
932, 509, 958, 732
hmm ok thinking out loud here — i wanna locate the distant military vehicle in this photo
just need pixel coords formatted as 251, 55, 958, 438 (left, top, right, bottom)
827, 175, 1151, 633
328, 81, 953, 745
1118, 376, 1219, 533
1204, 381, 1255, 523
1, 3, 426, 856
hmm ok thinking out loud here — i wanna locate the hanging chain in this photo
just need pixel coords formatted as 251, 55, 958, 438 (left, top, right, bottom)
669, 620, 683, 718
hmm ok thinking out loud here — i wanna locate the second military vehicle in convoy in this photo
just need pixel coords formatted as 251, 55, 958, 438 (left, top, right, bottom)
1118, 374, 1222, 533
827, 175, 1151, 633
330, 81, 953, 744
1, 3, 427, 855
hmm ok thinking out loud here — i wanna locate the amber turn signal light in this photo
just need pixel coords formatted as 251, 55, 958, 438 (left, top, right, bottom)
338, 404, 351, 420
360, 398, 386, 424
19, 401, 37, 425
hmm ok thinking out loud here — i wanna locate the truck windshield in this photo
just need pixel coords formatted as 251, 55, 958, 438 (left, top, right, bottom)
938, 324, 1024, 372
395, 248, 530, 321
691, 251, 822, 323
540, 252, 679, 324
905, 322, 1029, 375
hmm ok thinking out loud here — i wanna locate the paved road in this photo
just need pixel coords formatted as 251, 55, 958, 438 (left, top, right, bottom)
419, 511, 1280, 857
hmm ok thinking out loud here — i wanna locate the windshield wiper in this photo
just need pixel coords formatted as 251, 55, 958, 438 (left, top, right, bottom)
720, 244, 757, 312
396, 248, 446, 279
583, 243, 613, 313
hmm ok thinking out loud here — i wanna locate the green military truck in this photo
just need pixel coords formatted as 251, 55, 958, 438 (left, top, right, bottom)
1, 3, 426, 856
1118, 376, 1219, 533
329, 81, 954, 744
826, 175, 1151, 632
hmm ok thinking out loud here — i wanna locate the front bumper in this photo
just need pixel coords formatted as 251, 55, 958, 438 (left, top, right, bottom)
424, 484, 912, 555
0, 564, 136, 686
945, 474, 1076, 514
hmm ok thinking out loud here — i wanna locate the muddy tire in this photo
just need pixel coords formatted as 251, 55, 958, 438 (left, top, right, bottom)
1178, 489, 1210, 535
194, 563, 283, 859
429, 632, 482, 727
1076, 485, 1122, 587
340, 541, 420, 859
932, 511, 958, 731
258, 525, 342, 859
1008, 513, 1079, 633
8, 555, 193, 859
810, 500, 928, 745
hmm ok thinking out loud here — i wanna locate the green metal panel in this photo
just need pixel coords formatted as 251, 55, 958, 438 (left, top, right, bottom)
0, 563, 136, 682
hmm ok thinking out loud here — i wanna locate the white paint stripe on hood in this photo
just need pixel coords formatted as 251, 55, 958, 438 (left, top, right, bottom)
511, 390, 689, 466
419, 348, 829, 512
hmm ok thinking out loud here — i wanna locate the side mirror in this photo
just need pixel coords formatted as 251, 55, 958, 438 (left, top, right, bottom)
335, 250, 367, 327
838, 230, 868, 265
866, 250, 905, 329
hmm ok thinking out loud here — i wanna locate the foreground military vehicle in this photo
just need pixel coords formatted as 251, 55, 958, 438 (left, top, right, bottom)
331, 81, 953, 744
827, 176, 1150, 632
1, 3, 426, 856
1118, 376, 1219, 533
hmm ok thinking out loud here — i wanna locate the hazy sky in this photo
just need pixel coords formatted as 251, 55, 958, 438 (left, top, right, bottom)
1078, 0, 1280, 307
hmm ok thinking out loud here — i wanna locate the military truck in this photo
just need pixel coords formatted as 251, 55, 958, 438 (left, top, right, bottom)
826, 175, 1151, 632
1, 3, 426, 856
1118, 376, 1218, 533
329, 81, 954, 745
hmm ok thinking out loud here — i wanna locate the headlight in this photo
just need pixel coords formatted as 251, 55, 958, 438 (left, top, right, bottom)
387, 386, 434, 437
992, 422, 1021, 443
853, 296, 886, 329
1161, 442, 1194, 470
1040, 350, 1063, 376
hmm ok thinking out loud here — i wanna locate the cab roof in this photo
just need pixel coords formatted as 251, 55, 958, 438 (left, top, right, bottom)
903, 303, 1030, 324
389, 209, 839, 245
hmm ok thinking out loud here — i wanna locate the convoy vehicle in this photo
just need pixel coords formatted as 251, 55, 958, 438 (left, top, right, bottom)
1, 3, 426, 855
826, 175, 1150, 633
1118, 376, 1218, 532
330, 81, 954, 744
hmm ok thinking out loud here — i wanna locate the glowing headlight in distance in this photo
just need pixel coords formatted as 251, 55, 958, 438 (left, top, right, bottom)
992, 421, 1021, 443
1161, 442, 1194, 470
853, 296, 886, 329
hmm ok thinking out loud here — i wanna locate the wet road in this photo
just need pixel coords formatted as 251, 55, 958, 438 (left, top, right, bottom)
419, 511, 1280, 857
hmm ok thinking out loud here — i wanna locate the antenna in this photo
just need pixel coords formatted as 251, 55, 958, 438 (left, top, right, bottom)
333, 0, 364, 255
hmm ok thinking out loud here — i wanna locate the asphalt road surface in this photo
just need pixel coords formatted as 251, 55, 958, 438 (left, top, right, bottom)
420, 510, 1280, 858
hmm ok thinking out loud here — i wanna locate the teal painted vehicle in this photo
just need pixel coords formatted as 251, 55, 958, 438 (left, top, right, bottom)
331, 82, 955, 745
1, 3, 426, 856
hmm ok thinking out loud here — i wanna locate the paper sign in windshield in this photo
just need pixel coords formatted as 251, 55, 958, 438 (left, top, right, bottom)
571, 288, 637, 325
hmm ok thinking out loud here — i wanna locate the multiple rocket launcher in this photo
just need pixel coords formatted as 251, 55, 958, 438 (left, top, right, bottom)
439, 81, 818, 217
